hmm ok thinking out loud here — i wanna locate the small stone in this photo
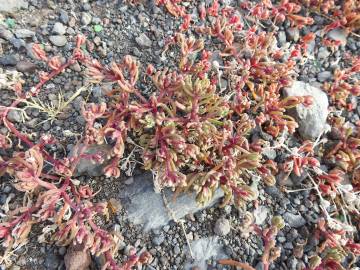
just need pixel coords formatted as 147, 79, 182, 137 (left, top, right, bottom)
44, 253, 60, 269
16, 61, 36, 73
70, 62, 81, 72
57, 246, 66, 256
81, 13, 92, 26
49, 35, 67, 47
52, 22, 66, 35
0, 55, 18, 66
327, 28, 347, 45
7, 109, 22, 123
317, 47, 330, 59
64, 243, 91, 270
152, 234, 165, 246
59, 9, 69, 24
214, 217, 231, 236
14, 29, 35, 39
10, 38, 26, 49
125, 177, 134, 185
254, 206, 269, 225
317, 71, 332, 82
283, 212, 306, 228
0, 25, 14, 40
135, 33, 152, 48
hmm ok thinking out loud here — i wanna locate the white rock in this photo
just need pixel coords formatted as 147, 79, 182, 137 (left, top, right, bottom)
184, 237, 226, 270
284, 81, 329, 140
49, 35, 67, 47
118, 173, 224, 231
52, 22, 66, 35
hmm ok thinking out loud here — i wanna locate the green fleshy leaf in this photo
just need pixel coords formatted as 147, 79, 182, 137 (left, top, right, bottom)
93, 25, 103, 32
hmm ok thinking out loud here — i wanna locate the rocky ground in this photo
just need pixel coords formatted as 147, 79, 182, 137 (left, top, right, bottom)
0, 0, 360, 270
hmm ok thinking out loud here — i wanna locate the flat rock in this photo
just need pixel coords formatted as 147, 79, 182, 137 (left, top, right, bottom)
70, 144, 112, 177
254, 206, 269, 225
0, 0, 28, 12
284, 81, 328, 140
135, 33, 152, 48
284, 212, 306, 228
52, 22, 66, 35
14, 29, 35, 39
119, 173, 224, 231
16, 61, 37, 73
0, 55, 18, 66
49, 35, 67, 46
64, 243, 91, 270
184, 237, 226, 270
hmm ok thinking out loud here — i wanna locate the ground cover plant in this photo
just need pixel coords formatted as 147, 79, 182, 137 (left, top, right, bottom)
0, 0, 360, 269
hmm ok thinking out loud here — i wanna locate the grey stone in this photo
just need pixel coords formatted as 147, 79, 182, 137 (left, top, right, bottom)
52, 22, 66, 35
10, 38, 26, 49
44, 253, 60, 269
70, 144, 112, 177
81, 13, 92, 26
283, 212, 306, 228
317, 71, 332, 82
0, 55, 18, 66
135, 33, 152, 48
119, 173, 224, 231
327, 28, 347, 45
14, 29, 35, 39
0, 26, 14, 40
152, 234, 165, 246
254, 206, 269, 225
213, 217, 230, 236
317, 47, 330, 59
59, 9, 69, 24
16, 61, 37, 73
0, 0, 28, 12
184, 237, 226, 270
284, 81, 328, 140
49, 35, 67, 47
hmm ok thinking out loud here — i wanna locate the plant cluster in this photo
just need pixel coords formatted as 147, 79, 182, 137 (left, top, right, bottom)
0, 0, 359, 269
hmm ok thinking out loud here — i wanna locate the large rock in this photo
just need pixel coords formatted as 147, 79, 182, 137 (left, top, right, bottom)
184, 237, 226, 270
327, 28, 347, 45
0, 0, 28, 12
284, 81, 328, 140
119, 173, 224, 231
70, 144, 112, 177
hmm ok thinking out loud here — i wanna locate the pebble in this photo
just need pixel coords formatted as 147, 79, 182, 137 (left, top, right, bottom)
135, 33, 152, 48
81, 13, 92, 26
16, 61, 37, 73
59, 9, 69, 24
0, 55, 18, 66
283, 212, 306, 228
14, 29, 35, 38
152, 234, 165, 246
52, 22, 66, 35
317, 71, 332, 82
277, 31, 286, 46
213, 217, 231, 236
7, 109, 22, 123
49, 35, 67, 46
317, 47, 330, 59
286, 27, 299, 42
44, 253, 60, 269
0, 26, 14, 40
10, 38, 26, 49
